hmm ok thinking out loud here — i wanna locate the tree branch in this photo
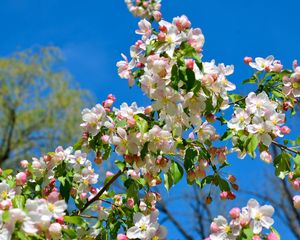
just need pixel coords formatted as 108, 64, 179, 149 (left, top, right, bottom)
77, 169, 125, 215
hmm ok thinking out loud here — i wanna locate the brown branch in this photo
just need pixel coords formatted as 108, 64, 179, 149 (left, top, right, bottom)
158, 200, 194, 240
272, 140, 299, 155
77, 169, 125, 215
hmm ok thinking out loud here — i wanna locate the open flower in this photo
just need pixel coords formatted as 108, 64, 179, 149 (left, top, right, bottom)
247, 199, 274, 234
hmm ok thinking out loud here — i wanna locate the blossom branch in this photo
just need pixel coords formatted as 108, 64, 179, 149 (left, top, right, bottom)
272, 140, 300, 155
77, 169, 126, 215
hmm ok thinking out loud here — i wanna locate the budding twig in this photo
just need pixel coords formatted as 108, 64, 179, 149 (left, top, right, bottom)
77, 169, 125, 215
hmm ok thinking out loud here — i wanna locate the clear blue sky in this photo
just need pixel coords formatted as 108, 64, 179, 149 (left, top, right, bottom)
1, 0, 300, 239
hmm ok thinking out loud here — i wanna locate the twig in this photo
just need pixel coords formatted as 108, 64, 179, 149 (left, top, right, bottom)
77, 169, 125, 215
272, 140, 300, 155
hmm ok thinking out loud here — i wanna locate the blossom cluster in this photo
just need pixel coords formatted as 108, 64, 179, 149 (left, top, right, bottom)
125, 0, 162, 21
0, 180, 67, 239
228, 91, 288, 161
207, 199, 277, 240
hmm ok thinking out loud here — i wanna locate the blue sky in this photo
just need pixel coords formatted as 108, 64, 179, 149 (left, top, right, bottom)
1, 0, 300, 239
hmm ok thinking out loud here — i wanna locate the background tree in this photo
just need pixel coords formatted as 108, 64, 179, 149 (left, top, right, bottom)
0, 46, 93, 167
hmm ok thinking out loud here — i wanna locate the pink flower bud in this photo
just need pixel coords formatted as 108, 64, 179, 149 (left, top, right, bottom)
229, 208, 240, 219
43, 154, 52, 162
210, 222, 220, 233
293, 195, 300, 208
0, 168, 2, 175
244, 56, 253, 64
173, 15, 191, 31
185, 59, 194, 70
56, 217, 64, 224
253, 237, 261, 240
188, 132, 195, 140
291, 180, 300, 190
106, 171, 114, 177
267, 232, 279, 240
80, 192, 87, 201
90, 187, 97, 194
16, 172, 27, 186
139, 200, 147, 211
0, 200, 12, 210
272, 63, 283, 73
101, 135, 110, 144
20, 160, 28, 169
220, 191, 228, 200
144, 106, 153, 114
260, 151, 273, 163
127, 117, 136, 127
103, 99, 114, 108
280, 126, 291, 134
117, 234, 129, 240
48, 191, 60, 203
153, 11, 162, 21
49, 223, 62, 238
107, 94, 116, 101
159, 25, 167, 33
127, 198, 135, 208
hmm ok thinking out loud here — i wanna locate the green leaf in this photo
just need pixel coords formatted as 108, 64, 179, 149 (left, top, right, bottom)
64, 216, 84, 226
170, 161, 184, 184
274, 153, 291, 179
2, 210, 10, 222
294, 154, 300, 166
134, 115, 148, 134
164, 171, 173, 191
229, 94, 244, 103
184, 148, 198, 171
12, 195, 25, 209
200, 175, 213, 188
221, 130, 233, 141
2, 169, 13, 177
115, 160, 126, 171
246, 135, 259, 157
62, 228, 77, 239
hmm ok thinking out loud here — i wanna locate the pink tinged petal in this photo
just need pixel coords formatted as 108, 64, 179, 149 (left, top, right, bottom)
127, 226, 142, 239
251, 220, 263, 234
261, 216, 274, 229
117, 127, 127, 139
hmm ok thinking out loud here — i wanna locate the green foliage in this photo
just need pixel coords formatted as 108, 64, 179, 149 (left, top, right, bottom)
0, 46, 93, 168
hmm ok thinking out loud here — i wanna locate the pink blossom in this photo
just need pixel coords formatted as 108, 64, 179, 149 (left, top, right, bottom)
280, 126, 291, 134
293, 195, 300, 208
267, 232, 279, 240
244, 56, 253, 64
16, 172, 27, 186
117, 234, 128, 240
229, 208, 240, 219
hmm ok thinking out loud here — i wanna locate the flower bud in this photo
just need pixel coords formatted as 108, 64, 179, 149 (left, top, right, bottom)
127, 198, 135, 208
291, 180, 300, 190
56, 216, 64, 224
267, 233, 279, 240
117, 234, 129, 240
220, 191, 228, 200
20, 160, 28, 169
16, 172, 27, 186
229, 208, 240, 219
185, 59, 194, 70
228, 192, 236, 200
49, 223, 62, 239
293, 195, 300, 208
260, 151, 273, 163
80, 192, 87, 201
253, 237, 261, 240
144, 106, 153, 115
153, 11, 162, 21
206, 113, 216, 123
244, 56, 253, 64
0, 199, 12, 210
280, 126, 291, 134
227, 175, 236, 183
206, 195, 212, 205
